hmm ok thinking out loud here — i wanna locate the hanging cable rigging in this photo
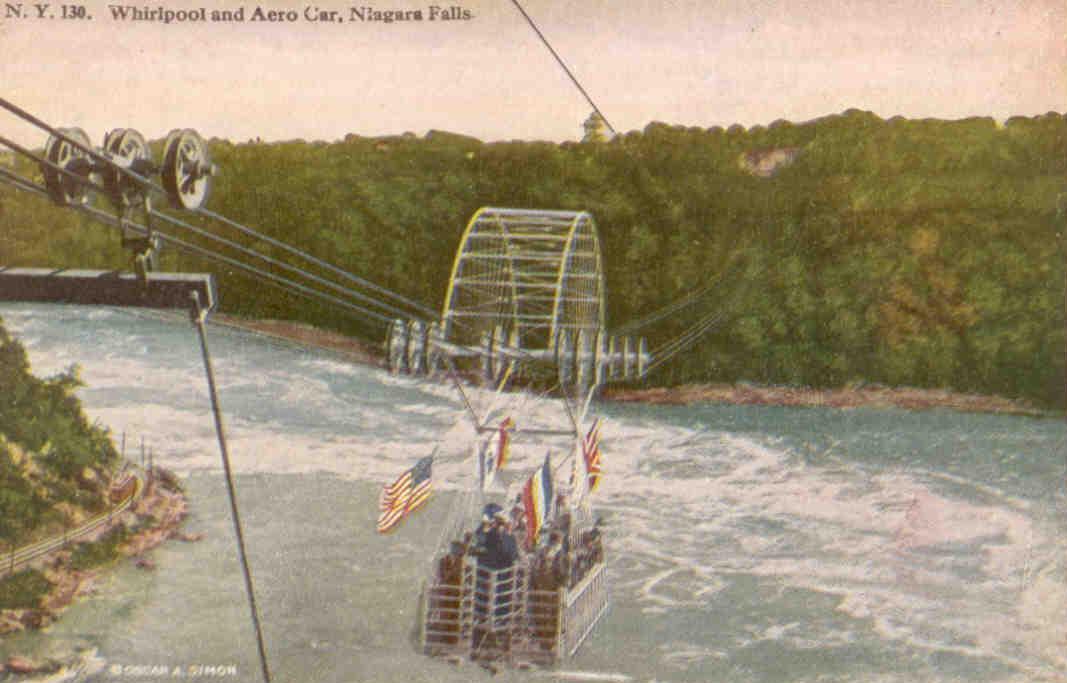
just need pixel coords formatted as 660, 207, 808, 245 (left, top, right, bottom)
0, 165, 397, 326
610, 250, 747, 336
0, 97, 434, 326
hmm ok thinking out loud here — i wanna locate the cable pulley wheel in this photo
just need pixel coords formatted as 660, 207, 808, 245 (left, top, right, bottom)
102, 128, 153, 208
637, 337, 649, 379
506, 326, 520, 381
490, 325, 512, 385
406, 320, 425, 376
479, 330, 494, 384
555, 329, 573, 388
425, 322, 442, 376
593, 330, 607, 387
575, 328, 593, 394
386, 319, 407, 374
161, 128, 215, 210
607, 336, 618, 381
42, 127, 92, 206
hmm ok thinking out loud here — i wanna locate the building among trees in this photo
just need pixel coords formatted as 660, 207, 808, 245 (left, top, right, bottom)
582, 111, 610, 143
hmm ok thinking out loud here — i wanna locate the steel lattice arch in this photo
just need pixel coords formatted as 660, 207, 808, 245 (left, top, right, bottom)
441, 207, 605, 351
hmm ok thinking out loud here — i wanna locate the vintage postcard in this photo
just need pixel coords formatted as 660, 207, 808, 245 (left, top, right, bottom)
0, 1, 1065, 682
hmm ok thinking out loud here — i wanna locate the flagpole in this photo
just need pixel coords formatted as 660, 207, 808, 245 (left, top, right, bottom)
445, 358, 484, 430
476, 440, 486, 493
578, 384, 597, 425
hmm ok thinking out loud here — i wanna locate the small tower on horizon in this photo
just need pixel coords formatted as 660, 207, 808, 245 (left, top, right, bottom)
582, 111, 609, 143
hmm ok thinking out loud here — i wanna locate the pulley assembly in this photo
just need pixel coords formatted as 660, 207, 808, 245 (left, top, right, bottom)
40, 127, 214, 210
161, 129, 215, 210
386, 317, 650, 392
38, 126, 217, 279
102, 128, 153, 208
42, 127, 93, 206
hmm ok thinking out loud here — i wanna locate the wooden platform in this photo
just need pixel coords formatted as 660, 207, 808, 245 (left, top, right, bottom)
0, 267, 216, 311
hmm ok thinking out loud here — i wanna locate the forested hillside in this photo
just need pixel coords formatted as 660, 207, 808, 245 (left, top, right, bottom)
1, 110, 1063, 406
0, 320, 119, 551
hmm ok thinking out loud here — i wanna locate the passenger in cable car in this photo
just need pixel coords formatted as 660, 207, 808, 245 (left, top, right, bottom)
471, 504, 520, 658
472, 504, 519, 570
430, 541, 465, 646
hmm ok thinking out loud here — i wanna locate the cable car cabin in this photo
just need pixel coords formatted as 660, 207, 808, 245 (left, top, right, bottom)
420, 521, 608, 668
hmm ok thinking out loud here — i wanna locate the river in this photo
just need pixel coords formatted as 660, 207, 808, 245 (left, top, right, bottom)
0, 303, 1064, 683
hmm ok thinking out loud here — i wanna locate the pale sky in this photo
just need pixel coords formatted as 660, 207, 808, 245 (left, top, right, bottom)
1, 0, 1065, 145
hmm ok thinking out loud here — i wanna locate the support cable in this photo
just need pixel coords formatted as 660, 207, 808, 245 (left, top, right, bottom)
195, 207, 439, 319
0, 97, 436, 320
0, 132, 423, 323
147, 208, 425, 323
4, 99, 650, 379
612, 252, 747, 336
0, 168, 394, 326
0, 166, 49, 198
644, 268, 761, 373
504, 4, 756, 379
506, 0, 617, 136
648, 309, 731, 371
651, 302, 733, 359
0, 170, 564, 370
0, 134, 113, 198
190, 292, 272, 683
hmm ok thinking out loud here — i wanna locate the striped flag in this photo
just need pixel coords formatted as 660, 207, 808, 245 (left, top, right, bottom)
522, 454, 554, 549
377, 454, 434, 534
582, 419, 603, 492
495, 416, 515, 470
479, 416, 516, 491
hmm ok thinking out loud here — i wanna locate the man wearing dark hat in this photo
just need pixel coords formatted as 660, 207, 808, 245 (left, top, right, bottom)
473, 504, 519, 570
470, 503, 520, 658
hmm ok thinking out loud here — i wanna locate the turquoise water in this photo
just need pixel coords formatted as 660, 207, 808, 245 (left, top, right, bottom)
1, 304, 1064, 683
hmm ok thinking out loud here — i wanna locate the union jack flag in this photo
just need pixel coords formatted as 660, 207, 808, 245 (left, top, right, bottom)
377, 454, 434, 534
582, 419, 602, 492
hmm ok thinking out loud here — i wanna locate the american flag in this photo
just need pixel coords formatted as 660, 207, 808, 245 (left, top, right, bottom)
582, 419, 602, 492
377, 454, 434, 534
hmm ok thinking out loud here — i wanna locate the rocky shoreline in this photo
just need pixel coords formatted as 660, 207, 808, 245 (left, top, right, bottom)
604, 382, 1049, 416
0, 467, 199, 677
211, 314, 384, 368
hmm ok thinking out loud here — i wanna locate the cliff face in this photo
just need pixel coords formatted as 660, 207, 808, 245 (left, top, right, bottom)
0, 318, 119, 552
738, 147, 802, 177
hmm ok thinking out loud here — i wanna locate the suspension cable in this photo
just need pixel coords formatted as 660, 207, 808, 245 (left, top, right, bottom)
506, 0, 617, 136
505, 4, 759, 378
612, 251, 747, 336
195, 207, 439, 319
0, 168, 395, 326
648, 309, 731, 371
0, 168, 571, 368
0, 131, 423, 325
148, 208, 426, 323
644, 266, 761, 373
0, 97, 435, 321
